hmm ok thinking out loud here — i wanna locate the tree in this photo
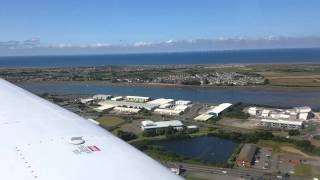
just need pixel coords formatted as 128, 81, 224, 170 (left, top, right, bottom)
116, 130, 137, 141
288, 130, 300, 136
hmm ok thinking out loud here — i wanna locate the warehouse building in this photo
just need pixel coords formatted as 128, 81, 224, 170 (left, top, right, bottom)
141, 120, 184, 132
93, 94, 112, 100
153, 108, 182, 116
125, 96, 150, 103
94, 104, 116, 112
113, 107, 141, 114
260, 119, 303, 129
147, 98, 175, 105
175, 100, 192, 105
194, 114, 214, 121
236, 144, 257, 168
207, 103, 232, 117
111, 96, 124, 101
99, 100, 158, 110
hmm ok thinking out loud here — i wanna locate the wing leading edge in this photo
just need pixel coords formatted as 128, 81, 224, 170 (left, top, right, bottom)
0, 79, 184, 180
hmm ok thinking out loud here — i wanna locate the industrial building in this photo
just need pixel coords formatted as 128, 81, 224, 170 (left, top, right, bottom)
248, 106, 312, 121
194, 114, 214, 121
141, 120, 184, 132
153, 108, 183, 116
125, 96, 150, 103
79, 98, 94, 104
113, 107, 141, 114
93, 94, 112, 100
236, 144, 257, 168
147, 98, 175, 105
111, 96, 124, 101
207, 103, 233, 117
98, 100, 158, 111
260, 119, 303, 130
175, 100, 192, 105
94, 104, 116, 112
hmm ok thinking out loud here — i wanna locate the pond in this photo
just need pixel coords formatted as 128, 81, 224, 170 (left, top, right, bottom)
153, 136, 238, 163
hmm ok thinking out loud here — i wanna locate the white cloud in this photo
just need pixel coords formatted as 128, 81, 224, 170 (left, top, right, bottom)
1, 36, 320, 56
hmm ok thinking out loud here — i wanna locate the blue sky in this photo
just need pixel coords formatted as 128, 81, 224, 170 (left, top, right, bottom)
1, 0, 320, 55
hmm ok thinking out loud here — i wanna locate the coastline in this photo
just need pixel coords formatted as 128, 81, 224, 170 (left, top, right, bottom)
18, 80, 320, 91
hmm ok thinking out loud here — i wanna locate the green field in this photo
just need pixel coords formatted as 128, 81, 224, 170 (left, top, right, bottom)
294, 164, 320, 178
186, 177, 210, 180
96, 115, 125, 127
257, 140, 294, 153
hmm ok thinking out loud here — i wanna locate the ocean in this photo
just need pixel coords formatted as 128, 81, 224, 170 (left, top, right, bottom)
1, 48, 320, 68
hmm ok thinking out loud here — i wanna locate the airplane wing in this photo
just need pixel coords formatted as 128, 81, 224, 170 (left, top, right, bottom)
0, 79, 184, 180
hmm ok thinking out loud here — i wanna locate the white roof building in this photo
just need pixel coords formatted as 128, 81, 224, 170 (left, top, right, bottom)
175, 100, 192, 105
260, 119, 304, 129
194, 114, 214, 121
153, 108, 182, 116
113, 107, 141, 113
94, 104, 116, 112
80, 98, 94, 104
93, 94, 112, 100
174, 105, 189, 112
207, 103, 232, 116
126, 96, 150, 102
111, 96, 124, 101
99, 100, 158, 110
294, 106, 312, 113
141, 120, 184, 131
248, 107, 257, 116
147, 98, 175, 105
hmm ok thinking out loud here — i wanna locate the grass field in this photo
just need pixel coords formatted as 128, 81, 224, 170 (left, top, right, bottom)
257, 140, 294, 153
96, 115, 125, 127
186, 176, 210, 180
294, 164, 320, 178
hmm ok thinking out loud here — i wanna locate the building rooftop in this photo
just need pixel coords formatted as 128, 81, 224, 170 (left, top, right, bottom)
194, 114, 214, 121
99, 100, 158, 110
207, 103, 232, 115
261, 119, 303, 126
237, 144, 257, 162
147, 98, 175, 105
141, 120, 184, 129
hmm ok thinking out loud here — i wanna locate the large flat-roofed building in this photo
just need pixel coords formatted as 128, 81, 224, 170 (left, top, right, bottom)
94, 104, 116, 112
98, 100, 158, 110
260, 119, 303, 129
141, 120, 184, 132
113, 107, 141, 114
147, 98, 175, 105
207, 103, 232, 117
93, 94, 112, 100
153, 108, 183, 116
236, 144, 257, 168
125, 96, 150, 103
194, 114, 214, 121
175, 100, 192, 105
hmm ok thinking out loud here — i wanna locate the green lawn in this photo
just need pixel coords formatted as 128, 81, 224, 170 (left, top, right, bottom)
186, 176, 210, 180
96, 116, 125, 127
257, 140, 294, 153
294, 164, 320, 178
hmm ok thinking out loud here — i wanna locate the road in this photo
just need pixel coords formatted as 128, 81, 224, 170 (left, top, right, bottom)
162, 161, 313, 180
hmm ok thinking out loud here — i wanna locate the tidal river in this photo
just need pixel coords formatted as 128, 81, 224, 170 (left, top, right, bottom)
19, 82, 320, 109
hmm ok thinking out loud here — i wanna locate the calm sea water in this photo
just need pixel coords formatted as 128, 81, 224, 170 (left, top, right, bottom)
1, 48, 320, 68
19, 82, 320, 109
154, 136, 237, 163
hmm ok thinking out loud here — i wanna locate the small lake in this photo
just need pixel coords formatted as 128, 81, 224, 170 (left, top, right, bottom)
153, 136, 237, 163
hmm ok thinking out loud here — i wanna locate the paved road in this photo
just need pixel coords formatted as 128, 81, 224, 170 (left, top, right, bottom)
162, 161, 313, 180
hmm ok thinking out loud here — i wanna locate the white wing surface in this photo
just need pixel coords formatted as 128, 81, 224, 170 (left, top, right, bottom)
0, 79, 184, 180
